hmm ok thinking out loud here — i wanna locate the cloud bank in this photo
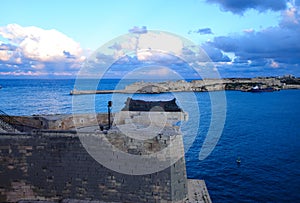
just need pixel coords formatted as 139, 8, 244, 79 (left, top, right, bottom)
206, 0, 287, 14
205, 1, 300, 77
0, 24, 85, 77
82, 31, 215, 79
1, 1, 299, 78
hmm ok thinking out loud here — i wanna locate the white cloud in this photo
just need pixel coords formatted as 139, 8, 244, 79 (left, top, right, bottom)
146, 67, 176, 76
270, 59, 280, 68
119, 37, 137, 52
0, 24, 84, 63
0, 70, 47, 76
0, 24, 87, 77
280, 4, 300, 27
0, 50, 12, 61
108, 32, 184, 61
243, 28, 255, 33
136, 51, 153, 61
125, 66, 179, 79
30, 63, 45, 69
115, 32, 185, 61
138, 32, 183, 55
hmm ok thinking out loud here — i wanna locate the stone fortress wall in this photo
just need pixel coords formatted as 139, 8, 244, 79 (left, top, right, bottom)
0, 98, 211, 203
0, 132, 191, 202
5, 113, 110, 131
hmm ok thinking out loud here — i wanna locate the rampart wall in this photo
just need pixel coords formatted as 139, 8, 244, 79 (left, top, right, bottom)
0, 131, 188, 203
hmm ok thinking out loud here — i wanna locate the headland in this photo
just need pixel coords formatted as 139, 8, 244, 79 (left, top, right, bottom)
70, 75, 300, 95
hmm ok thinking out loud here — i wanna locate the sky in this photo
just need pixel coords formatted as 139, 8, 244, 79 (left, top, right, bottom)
0, 0, 299, 78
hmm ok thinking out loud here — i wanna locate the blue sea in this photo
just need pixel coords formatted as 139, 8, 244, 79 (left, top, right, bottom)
0, 79, 299, 203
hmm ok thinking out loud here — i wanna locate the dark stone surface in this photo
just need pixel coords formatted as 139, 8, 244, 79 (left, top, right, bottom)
122, 98, 182, 112
0, 133, 188, 202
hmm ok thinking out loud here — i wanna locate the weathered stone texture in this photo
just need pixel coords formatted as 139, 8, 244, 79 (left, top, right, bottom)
0, 132, 188, 202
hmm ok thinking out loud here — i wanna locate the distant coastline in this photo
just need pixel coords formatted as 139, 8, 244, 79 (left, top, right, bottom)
70, 75, 300, 95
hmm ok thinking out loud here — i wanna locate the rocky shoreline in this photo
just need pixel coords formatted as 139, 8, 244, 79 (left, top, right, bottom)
70, 75, 300, 95
123, 75, 300, 93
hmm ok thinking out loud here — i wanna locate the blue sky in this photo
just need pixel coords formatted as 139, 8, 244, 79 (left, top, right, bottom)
0, 0, 299, 78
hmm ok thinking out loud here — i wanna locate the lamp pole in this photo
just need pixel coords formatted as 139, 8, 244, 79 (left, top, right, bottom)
107, 101, 112, 129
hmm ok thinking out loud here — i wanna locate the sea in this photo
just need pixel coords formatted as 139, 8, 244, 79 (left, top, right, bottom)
0, 79, 299, 203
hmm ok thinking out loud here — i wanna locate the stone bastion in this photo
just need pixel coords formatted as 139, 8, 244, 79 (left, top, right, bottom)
0, 98, 211, 203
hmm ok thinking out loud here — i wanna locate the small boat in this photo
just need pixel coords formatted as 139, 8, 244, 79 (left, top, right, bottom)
0, 85, 2, 89
236, 157, 241, 164
249, 85, 275, 92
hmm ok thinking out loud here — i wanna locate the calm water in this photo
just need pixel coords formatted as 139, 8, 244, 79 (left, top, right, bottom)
0, 79, 299, 202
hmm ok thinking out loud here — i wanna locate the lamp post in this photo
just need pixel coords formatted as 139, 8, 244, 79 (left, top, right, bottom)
107, 101, 112, 129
